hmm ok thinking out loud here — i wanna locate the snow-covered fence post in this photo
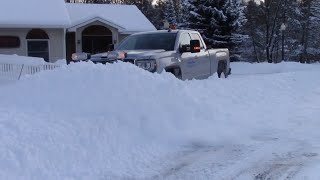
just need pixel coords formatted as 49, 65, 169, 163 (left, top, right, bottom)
18, 64, 24, 80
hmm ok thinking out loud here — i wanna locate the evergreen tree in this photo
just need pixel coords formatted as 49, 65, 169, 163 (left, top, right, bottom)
241, 0, 265, 62
164, 0, 178, 26
153, 0, 166, 29
283, 0, 303, 62
222, 0, 247, 60
176, 0, 191, 29
303, 0, 320, 62
188, 0, 246, 59
188, 0, 216, 43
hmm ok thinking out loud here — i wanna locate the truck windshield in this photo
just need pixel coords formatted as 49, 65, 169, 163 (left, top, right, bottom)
116, 33, 177, 51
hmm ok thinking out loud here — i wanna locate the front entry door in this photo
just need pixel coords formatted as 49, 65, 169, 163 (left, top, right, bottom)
82, 36, 112, 54
81, 25, 113, 54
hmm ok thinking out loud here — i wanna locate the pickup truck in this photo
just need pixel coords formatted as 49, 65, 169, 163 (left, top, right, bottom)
71, 30, 231, 80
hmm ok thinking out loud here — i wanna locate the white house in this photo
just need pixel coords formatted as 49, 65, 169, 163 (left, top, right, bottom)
0, 0, 156, 62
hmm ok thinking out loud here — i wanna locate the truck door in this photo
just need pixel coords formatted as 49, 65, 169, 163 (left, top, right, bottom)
178, 32, 197, 80
190, 33, 211, 79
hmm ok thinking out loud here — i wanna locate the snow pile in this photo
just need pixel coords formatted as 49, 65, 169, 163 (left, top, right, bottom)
0, 54, 46, 65
0, 54, 66, 83
0, 62, 320, 179
294, 163, 320, 180
231, 61, 319, 75
53, 59, 67, 65
0, 54, 67, 65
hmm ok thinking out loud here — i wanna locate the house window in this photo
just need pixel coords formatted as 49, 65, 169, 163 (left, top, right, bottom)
26, 29, 49, 62
0, 36, 20, 48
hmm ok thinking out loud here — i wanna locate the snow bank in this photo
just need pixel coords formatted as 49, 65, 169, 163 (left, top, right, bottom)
0, 54, 66, 83
0, 61, 320, 179
294, 162, 320, 180
231, 61, 319, 75
53, 59, 67, 65
0, 54, 67, 65
0, 54, 46, 65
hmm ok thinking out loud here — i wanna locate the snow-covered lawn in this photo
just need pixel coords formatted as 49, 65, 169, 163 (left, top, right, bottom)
0, 61, 320, 179
0, 54, 66, 85
0, 79, 14, 86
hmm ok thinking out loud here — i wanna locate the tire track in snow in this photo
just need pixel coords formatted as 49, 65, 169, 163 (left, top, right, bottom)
145, 137, 319, 180
251, 152, 317, 180
149, 143, 252, 180
150, 145, 221, 179
231, 140, 318, 180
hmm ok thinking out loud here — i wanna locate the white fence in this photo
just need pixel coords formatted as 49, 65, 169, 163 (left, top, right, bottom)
0, 63, 61, 81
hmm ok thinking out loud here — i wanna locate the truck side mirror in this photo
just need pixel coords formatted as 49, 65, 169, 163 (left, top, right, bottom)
190, 40, 201, 53
108, 44, 114, 51
179, 44, 191, 53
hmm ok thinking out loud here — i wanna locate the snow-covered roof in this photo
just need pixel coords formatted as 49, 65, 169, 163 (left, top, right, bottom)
66, 3, 156, 33
0, 1, 155, 32
0, 0, 70, 28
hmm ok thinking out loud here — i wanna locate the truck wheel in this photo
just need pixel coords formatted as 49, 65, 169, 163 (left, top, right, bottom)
166, 67, 182, 79
173, 68, 182, 79
217, 61, 228, 78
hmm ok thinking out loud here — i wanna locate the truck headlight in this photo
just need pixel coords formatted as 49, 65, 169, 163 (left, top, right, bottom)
108, 51, 126, 60
135, 59, 157, 72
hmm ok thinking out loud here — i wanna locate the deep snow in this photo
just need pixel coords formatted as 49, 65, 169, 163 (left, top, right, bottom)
0, 54, 45, 65
0, 54, 66, 65
0, 61, 320, 179
0, 54, 65, 82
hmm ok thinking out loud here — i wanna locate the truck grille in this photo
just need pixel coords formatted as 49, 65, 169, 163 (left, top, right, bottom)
123, 59, 135, 64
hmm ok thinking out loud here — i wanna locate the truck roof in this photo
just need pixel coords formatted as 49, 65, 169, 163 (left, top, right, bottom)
131, 29, 200, 36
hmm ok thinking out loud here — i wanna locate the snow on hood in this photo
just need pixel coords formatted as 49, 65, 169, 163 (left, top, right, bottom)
0, 61, 320, 179
119, 49, 166, 59
90, 50, 167, 61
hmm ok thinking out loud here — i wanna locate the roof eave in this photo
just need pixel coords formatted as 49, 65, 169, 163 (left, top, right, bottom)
0, 24, 70, 29
67, 17, 125, 32
119, 28, 157, 34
